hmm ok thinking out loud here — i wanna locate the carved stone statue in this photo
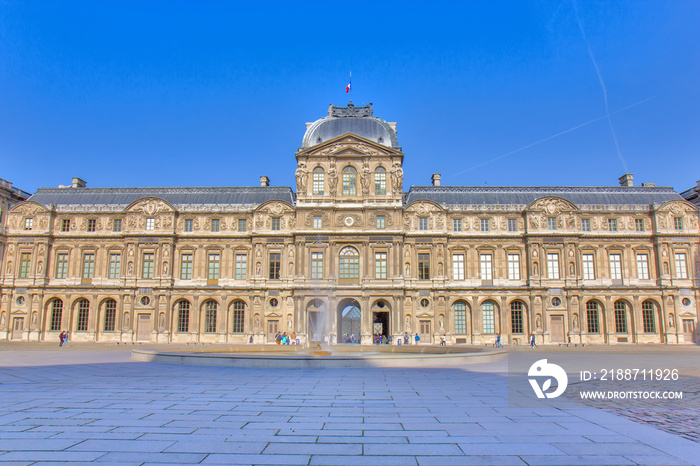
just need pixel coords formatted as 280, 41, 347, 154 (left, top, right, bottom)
406, 316, 411, 332
536, 315, 542, 329
439, 315, 444, 331
405, 263, 410, 276
254, 314, 260, 330
0, 312, 5, 327
256, 262, 261, 276
669, 313, 675, 328
328, 162, 338, 195
295, 162, 308, 193
573, 314, 578, 329
361, 162, 371, 195
124, 313, 130, 329
159, 313, 166, 330
163, 262, 169, 274
390, 163, 403, 192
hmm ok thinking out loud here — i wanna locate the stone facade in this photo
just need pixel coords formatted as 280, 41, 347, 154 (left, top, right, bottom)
1, 104, 699, 345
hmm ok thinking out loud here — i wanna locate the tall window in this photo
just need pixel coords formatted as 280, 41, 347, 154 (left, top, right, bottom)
452, 254, 464, 280
270, 217, 280, 231
269, 253, 281, 279
614, 301, 628, 333
104, 299, 117, 332
313, 216, 322, 229
312, 167, 324, 195
419, 218, 428, 230
609, 254, 622, 280
238, 219, 246, 232
77, 299, 89, 331
608, 219, 617, 232
62, 219, 70, 232
480, 254, 492, 280
109, 253, 121, 279
642, 301, 655, 333
235, 254, 247, 279
511, 301, 523, 334
374, 167, 386, 194
675, 252, 688, 278
87, 219, 96, 232
454, 302, 467, 334
56, 253, 68, 279
83, 253, 95, 279
375, 252, 387, 279
24, 218, 33, 230
177, 301, 190, 333
142, 253, 154, 279
311, 252, 323, 279
50, 299, 63, 331
342, 166, 356, 195
232, 301, 245, 333
146, 218, 155, 230
586, 302, 599, 333
636, 254, 649, 279
581, 219, 590, 232
181, 253, 193, 280
453, 219, 462, 232
635, 219, 645, 232
184, 219, 193, 232
211, 219, 220, 232
582, 254, 595, 280
19, 253, 31, 277
208, 253, 220, 280
480, 219, 490, 232
418, 253, 430, 280
113, 219, 122, 232
339, 246, 359, 279
205, 301, 217, 333
508, 219, 517, 232
674, 217, 684, 231
376, 215, 385, 229
482, 301, 495, 334
547, 217, 557, 230
547, 253, 559, 279
507, 254, 520, 280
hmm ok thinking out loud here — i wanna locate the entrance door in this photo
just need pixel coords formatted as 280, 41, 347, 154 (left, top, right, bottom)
339, 304, 361, 343
550, 315, 564, 342
373, 312, 389, 341
137, 314, 151, 341
11, 318, 23, 340
419, 320, 431, 344
267, 320, 279, 343
683, 319, 696, 343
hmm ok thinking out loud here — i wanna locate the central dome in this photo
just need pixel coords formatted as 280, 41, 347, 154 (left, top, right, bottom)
302, 103, 398, 149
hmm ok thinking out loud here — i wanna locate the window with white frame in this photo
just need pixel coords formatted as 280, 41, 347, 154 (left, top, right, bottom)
313, 216, 322, 229
453, 219, 462, 232
83, 253, 95, 279
235, 254, 247, 279
208, 253, 220, 280
508, 218, 517, 232
376, 215, 385, 229
635, 219, 644, 232
311, 252, 323, 279
547, 253, 559, 279
581, 218, 590, 232
609, 253, 622, 280
24, 218, 33, 230
375, 252, 387, 279
547, 217, 557, 230
374, 167, 386, 195
142, 253, 154, 279
109, 253, 121, 279
675, 252, 688, 278
582, 254, 595, 280
480, 254, 492, 280
482, 301, 495, 334
452, 254, 464, 280
146, 218, 155, 230
181, 253, 193, 280
339, 246, 359, 279
674, 217, 684, 231
56, 253, 68, 279
419, 218, 428, 231
480, 218, 489, 232
312, 167, 324, 195
507, 254, 520, 280
636, 254, 649, 279
608, 219, 617, 232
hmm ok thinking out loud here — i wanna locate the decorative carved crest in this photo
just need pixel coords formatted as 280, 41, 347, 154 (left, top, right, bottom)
528, 197, 577, 214
127, 198, 173, 215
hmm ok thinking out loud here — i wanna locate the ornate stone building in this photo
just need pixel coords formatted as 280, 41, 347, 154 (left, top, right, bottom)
1, 103, 698, 345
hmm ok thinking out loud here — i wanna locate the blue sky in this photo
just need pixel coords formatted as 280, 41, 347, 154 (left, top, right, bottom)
1, 0, 698, 193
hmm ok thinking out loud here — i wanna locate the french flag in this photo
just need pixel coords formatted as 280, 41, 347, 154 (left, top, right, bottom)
346, 82, 351, 93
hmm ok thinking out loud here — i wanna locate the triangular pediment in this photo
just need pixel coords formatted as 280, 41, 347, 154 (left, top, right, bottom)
297, 132, 403, 158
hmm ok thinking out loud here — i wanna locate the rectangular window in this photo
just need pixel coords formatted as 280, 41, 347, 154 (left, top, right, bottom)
269, 253, 281, 279
109, 254, 121, 279
675, 252, 688, 279
609, 254, 622, 280
211, 219, 220, 232
83, 253, 95, 279
582, 254, 595, 280
104, 301, 116, 332
50, 301, 63, 331
87, 219, 96, 232
313, 169, 324, 195
375, 169, 386, 195
232, 308, 245, 333
142, 253, 154, 279
313, 216, 322, 229
674, 217, 684, 231
311, 252, 323, 279
511, 303, 523, 334
56, 253, 68, 279
181, 254, 193, 280
24, 218, 33, 230
146, 218, 155, 230
507, 254, 520, 280
480, 218, 489, 232
205, 304, 217, 333
271, 217, 280, 231
208, 253, 220, 280
454, 308, 466, 334
184, 219, 193, 232
235, 254, 247, 280
77, 301, 89, 331
375, 252, 387, 279
238, 219, 246, 232
113, 219, 122, 232
376, 215, 385, 229
480, 254, 492, 280
452, 254, 464, 280
547, 217, 557, 230
482, 305, 495, 334
419, 218, 428, 231
635, 219, 644, 232
508, 219, 517, 232
547, 253, 560, 279
587, 303, 599, 333
614, 302, 627, 333
61, 219, 70, 232
636, 254, 649, 279
453, 219, 462, 232
19, 253, 31, 277
418, 253, 430, 280
581, 218, 590, 232
608, 219, 617, 232
642, 304, 655, 333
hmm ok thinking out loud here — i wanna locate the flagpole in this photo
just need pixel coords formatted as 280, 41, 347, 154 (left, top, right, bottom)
349, 71, 352, 104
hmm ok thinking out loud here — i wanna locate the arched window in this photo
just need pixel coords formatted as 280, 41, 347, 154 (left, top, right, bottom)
205, 301, 217, 333
232, 301, 245, 333
642, 301, 656, 333
482, 301, 495, 334
339, 246, 359, 279
103, 299, 117, 332
614, 301, 628, 333
342, 166, 356, 196
374, 167, 386, 195
510, 301, 523, 334
312, 167, 324, 195
76, 299, 89, 331
454, 301, 467, 334
50, 299, 63, 331
586, 301, 599, 333
177, 301, 190, 333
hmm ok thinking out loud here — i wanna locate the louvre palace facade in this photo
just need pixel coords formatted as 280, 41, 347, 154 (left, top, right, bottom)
1, 103, 699, 345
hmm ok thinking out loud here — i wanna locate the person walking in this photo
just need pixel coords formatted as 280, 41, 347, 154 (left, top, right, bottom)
495, 334, 502, 348
440, 335, 446, 347
59, 331, 66, 347
415, 333, 420, 345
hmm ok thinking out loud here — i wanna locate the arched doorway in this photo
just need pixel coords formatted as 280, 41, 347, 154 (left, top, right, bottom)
307, 299, 328, 342
372, 300, 391, 343
338, 299, 361, 343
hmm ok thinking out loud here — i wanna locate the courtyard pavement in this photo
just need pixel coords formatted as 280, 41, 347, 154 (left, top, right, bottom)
0, 344, 699, 465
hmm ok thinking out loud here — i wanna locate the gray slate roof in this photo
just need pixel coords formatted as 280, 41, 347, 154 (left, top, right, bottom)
405, 186, 684, 207
28, 187, 295, 208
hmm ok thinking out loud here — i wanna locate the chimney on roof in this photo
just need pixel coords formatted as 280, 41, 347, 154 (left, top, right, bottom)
260, 176, 270, 187
431, 173, 441, 187
72, 177, 86, 188
618, 174, 633, 187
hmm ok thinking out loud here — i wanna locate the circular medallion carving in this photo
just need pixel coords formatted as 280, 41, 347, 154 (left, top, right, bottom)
344, 216, 354, 227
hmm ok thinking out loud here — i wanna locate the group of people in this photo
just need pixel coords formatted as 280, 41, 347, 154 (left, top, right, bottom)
373, 334, 392, 344
274, 331, 299, 345
58, 331, 69, 347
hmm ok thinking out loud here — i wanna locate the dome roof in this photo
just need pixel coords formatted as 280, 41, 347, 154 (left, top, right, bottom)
302, 103, 398, 149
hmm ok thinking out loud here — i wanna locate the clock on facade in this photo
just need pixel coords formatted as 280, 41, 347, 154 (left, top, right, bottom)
344, 216, 354, 227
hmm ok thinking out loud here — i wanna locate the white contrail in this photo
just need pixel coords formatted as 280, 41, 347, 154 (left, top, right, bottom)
574, 0, 628, 172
